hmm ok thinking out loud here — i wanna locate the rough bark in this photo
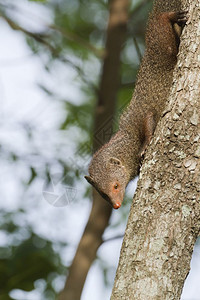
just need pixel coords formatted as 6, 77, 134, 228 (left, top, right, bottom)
111, 0, 200, 299
59, 1, 129, 299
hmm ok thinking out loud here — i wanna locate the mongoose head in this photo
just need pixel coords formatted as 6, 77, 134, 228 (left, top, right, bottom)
85, 156, 129, 209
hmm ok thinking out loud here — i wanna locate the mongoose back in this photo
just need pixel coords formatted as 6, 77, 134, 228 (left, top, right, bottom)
85, 0, 187, 209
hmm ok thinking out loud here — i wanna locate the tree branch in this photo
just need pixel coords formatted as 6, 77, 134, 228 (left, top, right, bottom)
0, 12, 98, 91
0, 3, 104, 58
58, 1, 130, 299
0, 13, 55, 51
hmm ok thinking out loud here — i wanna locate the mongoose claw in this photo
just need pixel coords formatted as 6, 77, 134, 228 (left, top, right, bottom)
176, 11, 188, 25
168, 11, 188, 26
139, 148, 146, 166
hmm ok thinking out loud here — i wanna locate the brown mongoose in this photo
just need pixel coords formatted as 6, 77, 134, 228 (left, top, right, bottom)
85, 0, 187, 209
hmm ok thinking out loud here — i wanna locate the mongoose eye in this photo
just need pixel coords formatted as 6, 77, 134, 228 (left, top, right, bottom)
114, 184, 118, 189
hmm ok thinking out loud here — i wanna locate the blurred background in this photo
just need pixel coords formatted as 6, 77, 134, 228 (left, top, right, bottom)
0, 0, 199, 299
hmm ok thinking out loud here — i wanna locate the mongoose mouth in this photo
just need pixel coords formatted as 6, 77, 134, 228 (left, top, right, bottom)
99, 191, 122, 209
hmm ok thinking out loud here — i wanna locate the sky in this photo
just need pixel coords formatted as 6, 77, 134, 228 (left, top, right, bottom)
0, 1, 200, 300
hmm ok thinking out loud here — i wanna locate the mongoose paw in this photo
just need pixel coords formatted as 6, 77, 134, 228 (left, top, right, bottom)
168, 11, 188, 26
175, 11, 188, 26
139, 148, 146, 167
140, 149, 145, 160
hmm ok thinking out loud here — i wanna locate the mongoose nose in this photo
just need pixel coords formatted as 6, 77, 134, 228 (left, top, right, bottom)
113, 202, 121, 209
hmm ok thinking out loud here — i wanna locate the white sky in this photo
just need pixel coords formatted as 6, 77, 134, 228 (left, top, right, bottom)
0, 1, 200, 300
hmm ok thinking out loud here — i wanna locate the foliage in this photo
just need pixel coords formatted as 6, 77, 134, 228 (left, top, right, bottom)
0, 210, 66, 299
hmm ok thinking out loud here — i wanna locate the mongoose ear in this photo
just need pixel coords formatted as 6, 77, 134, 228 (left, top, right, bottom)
109, 157, 122, 167
84, 175, 95, 186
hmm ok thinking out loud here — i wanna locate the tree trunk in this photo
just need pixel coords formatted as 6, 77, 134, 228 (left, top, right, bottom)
59, 1, 129, 299
111, 0, 200, 299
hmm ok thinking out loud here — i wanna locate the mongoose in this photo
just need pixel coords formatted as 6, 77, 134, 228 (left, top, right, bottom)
85, 0, 187, 209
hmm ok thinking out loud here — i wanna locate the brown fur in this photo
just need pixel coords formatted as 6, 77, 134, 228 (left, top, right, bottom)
85, 3, 187, 209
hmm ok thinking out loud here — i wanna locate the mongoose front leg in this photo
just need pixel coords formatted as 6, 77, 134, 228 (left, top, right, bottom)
140, 112, 156, 160
168, 11, 188, 46
167, 11, 188, 27
150, 11, 188, 59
